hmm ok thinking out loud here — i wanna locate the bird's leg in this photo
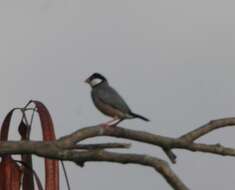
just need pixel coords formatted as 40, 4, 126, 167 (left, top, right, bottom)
112, 118, 124, 126
100, 117, 119, 128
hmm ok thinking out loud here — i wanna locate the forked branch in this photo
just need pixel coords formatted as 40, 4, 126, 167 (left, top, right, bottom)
1, 117, 235, 190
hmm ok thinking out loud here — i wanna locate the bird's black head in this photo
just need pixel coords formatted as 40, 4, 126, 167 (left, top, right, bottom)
85, 73, 107, 87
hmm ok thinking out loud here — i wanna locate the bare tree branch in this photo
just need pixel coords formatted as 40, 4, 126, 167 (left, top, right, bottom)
0, 140, 188, 190
180, 117, 235, 142
70, 142, 131, 149
58, 124, 235, 158
1, 117, 235, 190
71, 150, 189, 190
58, 125, 175, 148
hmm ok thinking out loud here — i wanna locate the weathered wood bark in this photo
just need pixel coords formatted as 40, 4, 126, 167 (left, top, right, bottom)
1, 100, 235, 190
1, 117, 235, 190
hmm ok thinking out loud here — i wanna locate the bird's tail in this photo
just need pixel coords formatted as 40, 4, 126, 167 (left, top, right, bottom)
130, 112, 150, 122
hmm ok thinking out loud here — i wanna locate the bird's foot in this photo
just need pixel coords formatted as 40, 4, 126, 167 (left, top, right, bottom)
100, 118, 120, 128
100, 123, 116, 129
100, 123, 114, 128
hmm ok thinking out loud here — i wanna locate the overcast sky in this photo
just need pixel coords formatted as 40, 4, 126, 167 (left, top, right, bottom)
1, 1, 235, 189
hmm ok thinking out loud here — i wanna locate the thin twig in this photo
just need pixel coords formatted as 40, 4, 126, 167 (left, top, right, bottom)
180, 117, 235, 142
61, 161, 71, 190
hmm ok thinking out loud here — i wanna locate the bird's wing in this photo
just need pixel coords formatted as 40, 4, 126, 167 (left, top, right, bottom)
94, 85, 131, 114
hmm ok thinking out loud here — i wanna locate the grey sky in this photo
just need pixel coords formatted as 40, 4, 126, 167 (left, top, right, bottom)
1, 1, 235, 189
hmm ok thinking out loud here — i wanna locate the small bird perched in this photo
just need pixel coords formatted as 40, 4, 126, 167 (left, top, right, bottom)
85, 73, 149, 127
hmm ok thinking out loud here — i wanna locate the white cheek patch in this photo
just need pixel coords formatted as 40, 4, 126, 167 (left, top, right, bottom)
90, 78, 103, 86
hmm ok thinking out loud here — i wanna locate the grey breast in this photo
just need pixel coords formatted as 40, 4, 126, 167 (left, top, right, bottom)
91, 82, 131, 118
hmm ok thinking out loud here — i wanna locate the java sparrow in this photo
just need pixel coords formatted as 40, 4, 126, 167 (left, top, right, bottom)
85, 73, 149, 127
